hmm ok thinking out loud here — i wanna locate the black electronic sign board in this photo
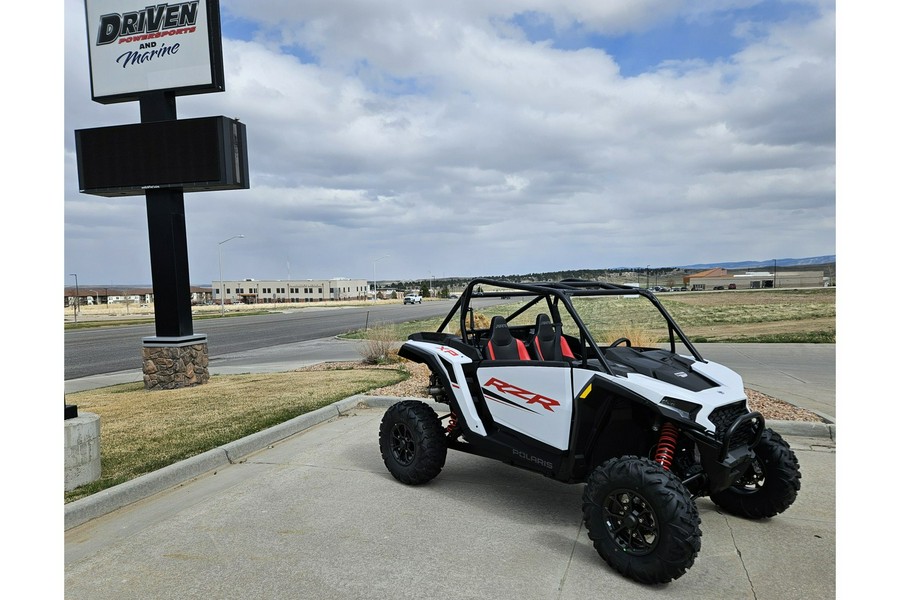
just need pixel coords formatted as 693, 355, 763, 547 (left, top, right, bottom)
75, 116, 249, 197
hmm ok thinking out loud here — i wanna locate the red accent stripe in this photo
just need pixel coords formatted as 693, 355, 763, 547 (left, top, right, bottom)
516, 340, 529, 360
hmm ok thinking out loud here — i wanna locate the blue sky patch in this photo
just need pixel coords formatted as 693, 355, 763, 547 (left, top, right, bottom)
509, 2, 820, 77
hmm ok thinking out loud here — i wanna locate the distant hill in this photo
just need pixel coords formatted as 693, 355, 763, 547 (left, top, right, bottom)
678, 255, 835, 270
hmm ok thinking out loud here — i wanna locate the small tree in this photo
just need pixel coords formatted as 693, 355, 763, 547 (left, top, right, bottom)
420, 283, 430, 298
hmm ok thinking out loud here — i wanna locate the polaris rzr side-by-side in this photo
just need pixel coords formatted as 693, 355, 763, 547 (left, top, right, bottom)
378, 279, 801, 584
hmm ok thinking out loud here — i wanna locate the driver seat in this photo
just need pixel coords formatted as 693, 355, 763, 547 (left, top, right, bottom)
485, 316, 530, 360
533, 314, 575, 361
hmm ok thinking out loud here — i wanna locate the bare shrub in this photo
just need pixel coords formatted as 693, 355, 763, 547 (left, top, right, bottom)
360, 323, 401, 364
454, 311, 492, 335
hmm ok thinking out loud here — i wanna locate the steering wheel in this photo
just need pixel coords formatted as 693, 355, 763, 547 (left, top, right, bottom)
609, 337, 632, 348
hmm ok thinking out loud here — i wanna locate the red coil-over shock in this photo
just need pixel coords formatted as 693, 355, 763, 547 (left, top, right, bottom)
445, 411, 458, 435
654, 422, 679, 471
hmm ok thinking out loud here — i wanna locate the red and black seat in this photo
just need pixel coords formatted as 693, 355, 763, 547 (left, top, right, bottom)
532, 314, 575, 361
484, 316, 530, 360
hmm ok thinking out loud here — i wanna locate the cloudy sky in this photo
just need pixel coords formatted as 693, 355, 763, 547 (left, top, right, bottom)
61, 0, 836, 286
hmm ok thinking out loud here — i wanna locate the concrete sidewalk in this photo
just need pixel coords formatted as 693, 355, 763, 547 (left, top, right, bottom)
65, 399, 835, 600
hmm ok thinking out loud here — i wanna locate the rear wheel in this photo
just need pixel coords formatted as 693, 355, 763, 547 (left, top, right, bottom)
582, 456, 701, 584
710, 428, 801, 518
379, 400, 447, 485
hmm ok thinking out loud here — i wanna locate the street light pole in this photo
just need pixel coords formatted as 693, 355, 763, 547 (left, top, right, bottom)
218, 235, 245, 316
373, 254, 389, 301
70, 273, 79, 323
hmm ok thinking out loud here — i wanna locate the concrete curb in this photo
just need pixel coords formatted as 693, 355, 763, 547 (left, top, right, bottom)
64, 395, 834, 530
766, 419, 835, 442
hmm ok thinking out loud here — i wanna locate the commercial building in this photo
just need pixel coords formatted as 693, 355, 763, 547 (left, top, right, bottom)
213, 278, 370, 304
682, 268, 827, 291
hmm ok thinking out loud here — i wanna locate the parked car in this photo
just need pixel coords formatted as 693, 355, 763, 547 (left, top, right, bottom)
728, 283, 737, 289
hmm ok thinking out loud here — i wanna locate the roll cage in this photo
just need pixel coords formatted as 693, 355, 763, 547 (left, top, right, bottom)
436, 278, 705, 372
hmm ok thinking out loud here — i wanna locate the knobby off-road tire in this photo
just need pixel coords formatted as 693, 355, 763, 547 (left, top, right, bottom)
710, 428, 801, 519
379, 400, 448, 485
582, 456, 701, 585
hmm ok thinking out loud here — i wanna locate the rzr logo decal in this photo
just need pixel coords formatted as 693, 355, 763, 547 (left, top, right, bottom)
437, 345, 460, 357
482, 377, 561, 412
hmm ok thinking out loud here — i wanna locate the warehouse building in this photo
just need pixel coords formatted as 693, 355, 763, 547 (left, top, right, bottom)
213, 278, 370, 304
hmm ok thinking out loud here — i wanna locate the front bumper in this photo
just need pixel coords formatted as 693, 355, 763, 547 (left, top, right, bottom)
690, 411, 765, 494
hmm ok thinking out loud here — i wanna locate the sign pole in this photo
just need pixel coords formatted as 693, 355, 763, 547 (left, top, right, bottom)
138, 92, 194, 338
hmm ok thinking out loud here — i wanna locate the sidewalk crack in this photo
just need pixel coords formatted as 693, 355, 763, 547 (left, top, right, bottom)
723, 511, 758, 599
557, 523, 582, 598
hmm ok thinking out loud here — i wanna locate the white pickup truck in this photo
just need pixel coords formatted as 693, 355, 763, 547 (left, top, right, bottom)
403, 293, 422, 305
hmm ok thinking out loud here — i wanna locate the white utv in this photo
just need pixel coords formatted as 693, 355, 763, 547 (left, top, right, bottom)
379, 278, 801, 584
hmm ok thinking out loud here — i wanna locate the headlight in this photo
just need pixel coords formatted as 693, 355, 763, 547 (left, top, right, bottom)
660, 397, 701, 421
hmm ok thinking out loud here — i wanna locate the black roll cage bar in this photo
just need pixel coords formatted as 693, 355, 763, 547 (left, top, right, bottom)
436, 278, 705, 376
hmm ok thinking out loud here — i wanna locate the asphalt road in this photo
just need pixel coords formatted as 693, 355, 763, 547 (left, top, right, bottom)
64, 299, 502, 380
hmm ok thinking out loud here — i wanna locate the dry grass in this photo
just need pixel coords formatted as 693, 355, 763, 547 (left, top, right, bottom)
597, 322, 659, 348
65, 366, 405, 502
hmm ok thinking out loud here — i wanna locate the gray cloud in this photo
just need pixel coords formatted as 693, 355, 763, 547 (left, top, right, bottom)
63, 0, 835, 284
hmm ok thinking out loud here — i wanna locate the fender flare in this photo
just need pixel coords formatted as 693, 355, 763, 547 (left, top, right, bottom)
398, 342, 487, 437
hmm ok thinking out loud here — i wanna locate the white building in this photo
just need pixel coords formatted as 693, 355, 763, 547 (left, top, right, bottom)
213, 278, 370, 304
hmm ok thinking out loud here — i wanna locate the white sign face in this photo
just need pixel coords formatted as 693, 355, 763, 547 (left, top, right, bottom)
84, 0, 222, 102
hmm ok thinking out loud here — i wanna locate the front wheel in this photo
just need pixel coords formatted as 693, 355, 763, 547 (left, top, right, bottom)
582, 456, 701, 585
710, 428, 801, 519
379, 400, 447, 485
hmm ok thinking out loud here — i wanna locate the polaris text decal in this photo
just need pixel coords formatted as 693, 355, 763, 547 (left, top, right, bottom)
512, 449, 553, 470
482, 377, 561, 412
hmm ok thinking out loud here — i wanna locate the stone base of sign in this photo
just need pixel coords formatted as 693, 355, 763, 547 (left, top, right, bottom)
65, 412, 101, 492
142, 335, 209, 390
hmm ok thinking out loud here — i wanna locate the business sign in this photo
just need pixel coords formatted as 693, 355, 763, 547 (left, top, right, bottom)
84, 0, 225, 104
